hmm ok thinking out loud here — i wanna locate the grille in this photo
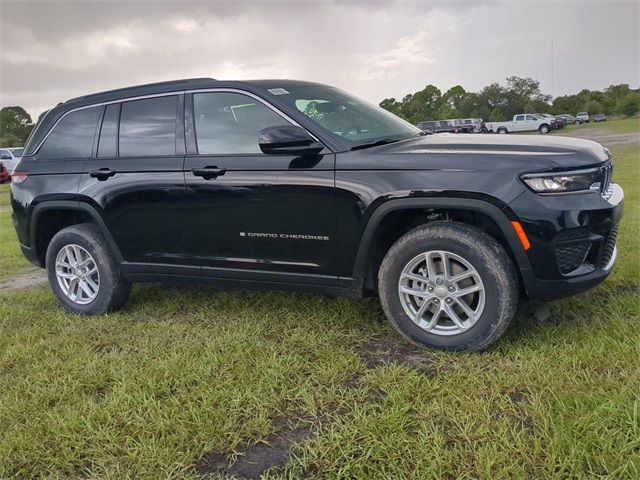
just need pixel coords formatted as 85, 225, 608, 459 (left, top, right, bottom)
557, 242, 592, 274
598, 226, 618, 269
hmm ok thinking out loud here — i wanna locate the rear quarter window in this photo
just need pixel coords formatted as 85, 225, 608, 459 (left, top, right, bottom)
37, 107, 101, 160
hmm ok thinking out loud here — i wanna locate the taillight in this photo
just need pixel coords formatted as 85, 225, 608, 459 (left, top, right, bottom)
10, 172, 28, 184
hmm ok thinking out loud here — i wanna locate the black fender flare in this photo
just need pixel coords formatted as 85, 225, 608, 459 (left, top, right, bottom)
351, 197, 533, 283
30, 200, 124, 264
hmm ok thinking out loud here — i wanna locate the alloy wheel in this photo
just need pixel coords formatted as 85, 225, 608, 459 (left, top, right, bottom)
55, 244, 100, 305
398, 250, 485, 336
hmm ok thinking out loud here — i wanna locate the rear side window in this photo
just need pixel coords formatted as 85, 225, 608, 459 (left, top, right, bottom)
119, 96, 178, 156
98, 104, 120, 158
515, 115, 525, 121
38, 107, 101, 160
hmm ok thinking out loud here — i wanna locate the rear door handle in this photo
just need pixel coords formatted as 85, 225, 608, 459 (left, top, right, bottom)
191, 166, 227, 180
89, 168, 116, 181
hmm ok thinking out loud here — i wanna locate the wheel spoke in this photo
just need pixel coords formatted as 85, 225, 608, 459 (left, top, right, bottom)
401, 272, 428, 284
453, 297, 477, 321
79, 280, 94, 298
400, 286, 432, 299
412, 298, 433, 323
453, 284, 482, 297
441, 252, 451, 280
449, 271, 474, 284
424, 251, 438, 279
443, 303, 469, 330
423, 306, 442, 332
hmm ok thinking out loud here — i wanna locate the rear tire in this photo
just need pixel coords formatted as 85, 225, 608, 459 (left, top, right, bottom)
46, 224, 131, 315
378, 222, 518, 351
497, 127, 508, 134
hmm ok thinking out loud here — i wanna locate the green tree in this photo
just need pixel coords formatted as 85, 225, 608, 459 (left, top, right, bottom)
0, 106, 33, 146
617, 93, 640, 117
583, 99, 603, 115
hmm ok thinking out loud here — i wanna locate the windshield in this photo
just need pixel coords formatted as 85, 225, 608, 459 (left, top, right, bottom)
10, 148, 23, 157
270, 85, 421, 147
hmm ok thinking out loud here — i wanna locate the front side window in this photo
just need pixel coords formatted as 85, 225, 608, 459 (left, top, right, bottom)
272, 85, 420, 148
38, 107, 100, 159
119, 96, 177, 157
193, 92, 291, 155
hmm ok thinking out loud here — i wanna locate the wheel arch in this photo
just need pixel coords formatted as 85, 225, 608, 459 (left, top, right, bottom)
30, 201, 123, 267
351, 197, 533, 293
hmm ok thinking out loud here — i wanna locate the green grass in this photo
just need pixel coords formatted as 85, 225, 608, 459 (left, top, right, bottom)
0, 184, 30, 279
0, 126, 638, 479
562, 116, 640, 135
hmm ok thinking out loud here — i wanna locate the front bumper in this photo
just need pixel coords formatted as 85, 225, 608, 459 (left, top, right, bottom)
508, 183, 623, 301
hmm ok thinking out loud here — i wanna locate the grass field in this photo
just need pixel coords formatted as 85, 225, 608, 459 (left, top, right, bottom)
0, 121, 638, 479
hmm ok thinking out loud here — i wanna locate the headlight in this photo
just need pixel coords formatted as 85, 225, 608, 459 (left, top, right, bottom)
521, 168, 601, 193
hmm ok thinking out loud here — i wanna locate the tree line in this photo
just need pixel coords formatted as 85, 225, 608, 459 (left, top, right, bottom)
1, 78, 639, 147
379, 76, 640, 124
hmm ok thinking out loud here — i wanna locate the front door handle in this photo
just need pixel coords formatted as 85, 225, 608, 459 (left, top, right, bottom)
191, 166, 227, 180
89, 168, 116, 181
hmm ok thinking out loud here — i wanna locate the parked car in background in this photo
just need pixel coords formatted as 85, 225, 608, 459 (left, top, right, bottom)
594, 113, 607, 122
576, 112, 590, 124
0, 162, 10, 184
416, 120, 458, 134
535, 114, 561, 130
485, 114, 554, 134
556, 114, 577, 124
0, 147, 24, 172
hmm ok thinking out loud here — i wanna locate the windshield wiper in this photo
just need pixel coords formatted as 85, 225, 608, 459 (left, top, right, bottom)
350, 138, 401, 151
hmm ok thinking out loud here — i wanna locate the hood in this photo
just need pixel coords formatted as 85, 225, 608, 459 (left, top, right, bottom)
362, 133, 610, 171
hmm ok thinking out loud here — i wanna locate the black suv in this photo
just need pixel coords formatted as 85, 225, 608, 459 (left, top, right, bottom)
10, 78, 623, 351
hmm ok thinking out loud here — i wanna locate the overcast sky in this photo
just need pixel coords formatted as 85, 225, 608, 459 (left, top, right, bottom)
1, 0, 638, 118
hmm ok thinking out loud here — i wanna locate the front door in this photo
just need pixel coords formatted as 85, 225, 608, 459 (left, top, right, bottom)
183, 90, 337, 282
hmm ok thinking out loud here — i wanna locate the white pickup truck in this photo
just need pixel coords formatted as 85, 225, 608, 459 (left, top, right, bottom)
485, 114, 553, 134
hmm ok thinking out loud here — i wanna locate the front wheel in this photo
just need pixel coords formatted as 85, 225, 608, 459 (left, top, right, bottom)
574, 120, 581, 125
539, 124, 550, 134
46, 224, 131, 315
378, 222, 518, 351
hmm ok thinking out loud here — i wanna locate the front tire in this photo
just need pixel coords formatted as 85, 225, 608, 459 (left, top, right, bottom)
46, 224, 131, 315
378, 222, 518, 351
539, 124, 550, 134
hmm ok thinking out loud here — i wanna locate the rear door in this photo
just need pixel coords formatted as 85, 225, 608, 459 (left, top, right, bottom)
79, 94, 195, 271
183, 90, 337, 282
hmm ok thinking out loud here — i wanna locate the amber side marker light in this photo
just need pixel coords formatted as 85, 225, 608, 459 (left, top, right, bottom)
511, 221, 531, 251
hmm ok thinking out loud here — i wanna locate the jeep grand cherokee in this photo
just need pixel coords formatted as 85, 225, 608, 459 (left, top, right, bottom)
10, 78, 623, 351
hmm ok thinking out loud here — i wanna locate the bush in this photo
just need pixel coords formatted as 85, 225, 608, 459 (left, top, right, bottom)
616, 94, 640, 117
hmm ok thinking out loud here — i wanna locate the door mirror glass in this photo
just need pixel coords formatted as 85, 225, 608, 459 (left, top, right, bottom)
259, 125, 324, 156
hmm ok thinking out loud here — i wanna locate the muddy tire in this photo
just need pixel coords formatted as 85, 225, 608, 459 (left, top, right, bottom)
378, 222, 518, 352
46, 224, 131, 315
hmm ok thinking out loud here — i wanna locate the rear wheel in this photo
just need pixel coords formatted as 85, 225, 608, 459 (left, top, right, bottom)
497, 127, 508, 134
574, 120, 581, 125
46, 224, 131, 315
378, 222, 518, 351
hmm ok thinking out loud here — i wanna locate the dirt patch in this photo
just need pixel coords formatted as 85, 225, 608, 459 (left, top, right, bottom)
560, 130, 639, 146
357, 336, 437, 375
196, 418, 313, 479
0, 268, 47, 293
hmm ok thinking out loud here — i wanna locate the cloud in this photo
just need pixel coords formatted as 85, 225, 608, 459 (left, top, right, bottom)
0, 0, 637, 118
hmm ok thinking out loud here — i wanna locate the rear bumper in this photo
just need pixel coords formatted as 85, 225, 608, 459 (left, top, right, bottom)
509, 183, 623, 301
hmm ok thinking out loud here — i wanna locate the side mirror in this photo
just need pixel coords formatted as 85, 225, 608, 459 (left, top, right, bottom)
259, 125, 324, 156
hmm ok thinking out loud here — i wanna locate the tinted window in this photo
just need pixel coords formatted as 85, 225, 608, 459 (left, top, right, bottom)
515, 115, 525, 121
193, 92, 290, 155
38, 107, 100, 159
10, 148, 23, 156
0, 150, 8, 158
119, 96, 177, 156
525, 115, 536, 121
98, 104, 119, 158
